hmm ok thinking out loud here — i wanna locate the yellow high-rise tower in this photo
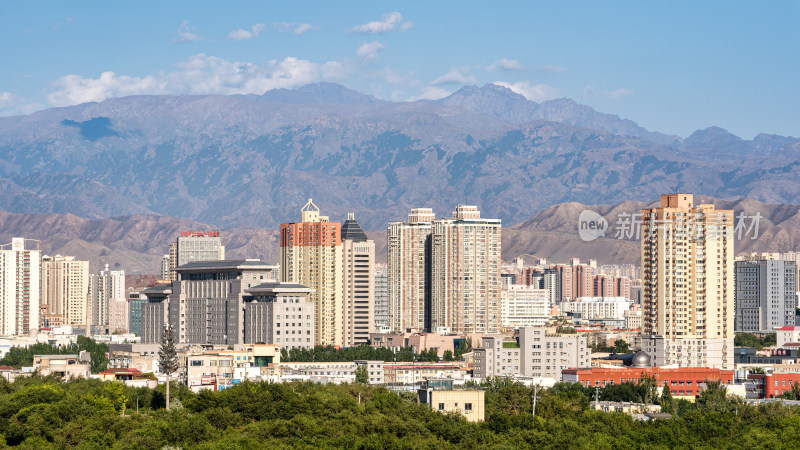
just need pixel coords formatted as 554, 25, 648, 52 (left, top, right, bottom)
640, 194, 735, 369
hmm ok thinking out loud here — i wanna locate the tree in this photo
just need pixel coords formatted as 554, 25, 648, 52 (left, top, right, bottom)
355, 365, 369, 384
613, 339, 630, 353
158, 325, 179, 411
660, 381, 674, 414
637, 374, 658, 405
443, 350, 454, 361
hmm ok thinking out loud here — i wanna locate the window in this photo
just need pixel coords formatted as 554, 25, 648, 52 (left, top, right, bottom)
438, 403, 445, 411
465, 403, 472, 412
190, 360, 202, 366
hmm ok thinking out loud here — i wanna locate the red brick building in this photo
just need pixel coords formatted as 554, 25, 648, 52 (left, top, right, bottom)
562, 367, 734, 396
747, 372, 800, 398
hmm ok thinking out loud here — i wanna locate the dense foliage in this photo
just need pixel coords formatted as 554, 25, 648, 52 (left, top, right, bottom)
0, 375, 799, 448
734, 332, 777, 350
281, 345, 442, 363
591, 339, 631, 354
0, 336, 108, 373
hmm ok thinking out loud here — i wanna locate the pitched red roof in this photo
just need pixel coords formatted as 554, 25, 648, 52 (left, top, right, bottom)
0, 366, 14, 371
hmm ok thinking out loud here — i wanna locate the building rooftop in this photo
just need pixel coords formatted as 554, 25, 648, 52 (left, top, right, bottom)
341, 213, 368, 242
176, 259, 278, 272
99, 368, 143, 375
142, 283, 173, 295
246, 282, 314, 294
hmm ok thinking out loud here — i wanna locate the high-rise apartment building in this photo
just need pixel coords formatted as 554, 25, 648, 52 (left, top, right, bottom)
0, 238, 41, 336
341, 213, 375, 347
167, 231, 225, 281
735, 258, 796, 332
373, 265, 389, 330
430, 205, 501, 334
640, 193, 735, 369
88, 264, 125, 332
127, 289, 148, 337
387, 208, 434, 332
40, 255, 89, 327
280, 199, 343, 346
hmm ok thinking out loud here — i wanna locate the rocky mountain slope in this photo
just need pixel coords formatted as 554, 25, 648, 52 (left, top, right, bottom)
2, 195, 798, 273
1, 83, 799, 231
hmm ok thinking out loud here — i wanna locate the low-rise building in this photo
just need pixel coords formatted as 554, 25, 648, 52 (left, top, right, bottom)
745, 372, 800, 398
33, 354, 90, 379
383, 362, 467, 384
590, 401, 662, 415
98, 367, 143, 382
562, 366, 735, 397
777, 326, 800, 347
274, 362, 360, 384
473, 335, 520, 379
624, 310, 643, 330
519, 327, 590, 380
355, 360, 385, 384
243, 282, 315, 349
500, 285, 549, 328
561, 297, 630, 321
418, 379, 485, 422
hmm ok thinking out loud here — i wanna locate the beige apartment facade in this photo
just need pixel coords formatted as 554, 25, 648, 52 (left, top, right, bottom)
41, 255, 89, 327
430, 205, 501, 334
0, 238, 41, 336
280, 199, 343, 346
387, 208, 435, 332
641, 193, 735, 369
341, 213, 375, 347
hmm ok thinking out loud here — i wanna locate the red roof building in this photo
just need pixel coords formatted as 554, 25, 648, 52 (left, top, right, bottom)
562, 367, 735, 396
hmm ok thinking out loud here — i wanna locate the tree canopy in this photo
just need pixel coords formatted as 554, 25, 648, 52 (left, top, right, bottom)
0, 375, 799, 448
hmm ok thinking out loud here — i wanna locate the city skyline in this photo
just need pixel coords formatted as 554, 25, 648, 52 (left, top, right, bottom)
0, 2, 798, 139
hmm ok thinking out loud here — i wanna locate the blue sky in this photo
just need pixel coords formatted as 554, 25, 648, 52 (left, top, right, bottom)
1, 1, 798, 139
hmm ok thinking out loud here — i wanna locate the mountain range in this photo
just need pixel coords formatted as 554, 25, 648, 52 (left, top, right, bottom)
1, 82, 799, 233
2, 195, 799, 274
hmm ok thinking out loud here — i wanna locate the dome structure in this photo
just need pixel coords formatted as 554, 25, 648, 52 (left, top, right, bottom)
630, 351, 651, 368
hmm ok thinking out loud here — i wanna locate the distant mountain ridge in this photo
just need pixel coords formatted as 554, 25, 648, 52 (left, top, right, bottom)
0, 82, 799, 231
436, 84, 681, 145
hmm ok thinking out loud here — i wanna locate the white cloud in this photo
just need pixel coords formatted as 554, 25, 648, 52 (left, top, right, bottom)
409, 86, 452, 101
605, 88, 634, 101
0, 92, 44, 116
350, 12, 412, 34
46, 54, 351, 107
538, 64, 567, 72
293, 23, 315, 35
584, 86, 634, 101
431, 67, 476, 86
488, 58, 522, 71
274, 22, 317, 35
492, 81, 560, 102
48, 72, 168, 106
356, 41, 386, 61
376, 67, 417, 85
228, 23, 265, 41
173, 21, 206, 43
